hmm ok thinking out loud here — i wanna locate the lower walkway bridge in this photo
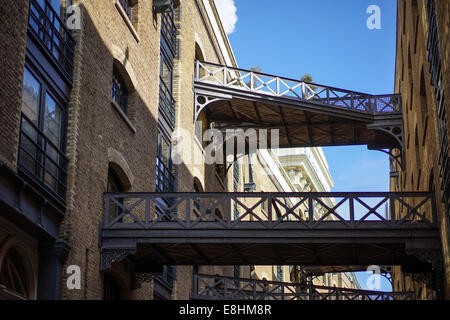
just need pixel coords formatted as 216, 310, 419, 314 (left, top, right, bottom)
99, 192, 441, 279
190, 273, 416, 300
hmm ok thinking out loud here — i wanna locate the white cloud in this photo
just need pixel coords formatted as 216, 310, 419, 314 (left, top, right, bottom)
214, 0, 238, 34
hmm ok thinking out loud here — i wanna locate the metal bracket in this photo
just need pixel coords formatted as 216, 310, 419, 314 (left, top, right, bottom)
367, 119, 405, 150
194, 92, 232, 123
369, 147, 404, 171
403, 272, 434, 290
132, 272, 154, 290
405, 248, 442, 272
378, 265, 393, 284
100, 248, 136, 270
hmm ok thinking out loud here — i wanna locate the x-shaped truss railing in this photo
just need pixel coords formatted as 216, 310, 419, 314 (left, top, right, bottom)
102, 192, 437, 229
194, 61, 402, 114
191, 274, 415, 300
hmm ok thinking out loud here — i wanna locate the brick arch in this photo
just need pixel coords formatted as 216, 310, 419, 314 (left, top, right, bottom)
0, 236, 38, 299
110, 44, 138, 91
107, 147, 134, 190
194, 35, 206, 61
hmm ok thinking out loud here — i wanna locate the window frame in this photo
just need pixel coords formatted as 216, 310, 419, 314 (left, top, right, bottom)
111, 66, 129, 115
19, 62, 68, 202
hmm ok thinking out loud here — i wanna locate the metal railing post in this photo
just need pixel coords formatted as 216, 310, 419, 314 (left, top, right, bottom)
308, 196, 314, 225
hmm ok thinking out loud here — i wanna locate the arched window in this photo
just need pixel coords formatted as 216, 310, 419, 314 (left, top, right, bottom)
0, 248, 30, 299
107, 165, 125, 221
103, 272, 122, 300
193, 178, 204, 213
111, 66, 129, 115
118, 0, 133, 21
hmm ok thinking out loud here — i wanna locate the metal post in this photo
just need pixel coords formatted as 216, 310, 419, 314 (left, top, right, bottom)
186, 195, 191, 228
145, 198, 150, 228
308, 196, 314, 225
349, 196, 355, 222
193, 273, 198, 296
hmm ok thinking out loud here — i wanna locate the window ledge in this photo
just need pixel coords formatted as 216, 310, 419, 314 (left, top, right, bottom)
114, 0, 140, 43
111, 99, 137, 133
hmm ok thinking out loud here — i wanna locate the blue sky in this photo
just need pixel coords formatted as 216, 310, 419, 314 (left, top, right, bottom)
223, 0, 397, 291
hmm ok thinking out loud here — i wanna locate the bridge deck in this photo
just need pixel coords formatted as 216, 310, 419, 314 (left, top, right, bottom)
194, 61, 404, 149
99, 192, 440, 273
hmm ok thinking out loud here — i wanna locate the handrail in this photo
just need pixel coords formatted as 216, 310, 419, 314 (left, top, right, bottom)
101, 191, 437, 229
194, 60, 402, 114
191, 273, 416, 300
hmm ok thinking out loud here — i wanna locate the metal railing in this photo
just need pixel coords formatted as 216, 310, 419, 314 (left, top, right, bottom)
102, 192, 437, 229
18, 113, 68, 203
158, 78, 176, 128
28, 0, 76, 79
191, 274, 416, 300
194, 61, 402, 114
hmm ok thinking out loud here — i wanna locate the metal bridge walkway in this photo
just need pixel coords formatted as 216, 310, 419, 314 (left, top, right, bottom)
194, 61, 403, 151
99, 192, 440, 275
190, 274, 416, 300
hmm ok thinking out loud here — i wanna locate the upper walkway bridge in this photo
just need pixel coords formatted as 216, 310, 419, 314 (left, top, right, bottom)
194, 61, 404, 156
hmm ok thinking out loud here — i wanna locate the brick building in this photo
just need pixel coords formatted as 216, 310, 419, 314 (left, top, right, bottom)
0, 0, 448, 301
391, 0, 449, 299
0, 0, 240, 300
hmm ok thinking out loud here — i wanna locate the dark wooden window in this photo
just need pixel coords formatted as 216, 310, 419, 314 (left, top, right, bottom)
103, 273, 121, 300
233, 265, 240, 288
107, 166, 124, 221
0, 249, 29, 299
160, 6, 177, 57
19, 66, 68, 202
118, 0, 133, 20
155, 130, 175, 193
159, 51, 176, 127
276, 266, 283, 282
28, 0, 75, 78
111, 67, 129, 115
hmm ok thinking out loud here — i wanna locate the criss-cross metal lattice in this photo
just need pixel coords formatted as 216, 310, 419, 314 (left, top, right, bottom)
194, 61, 402, 116
99, 192, 439, 270
102, 192, 436, 229
191, 274, 415, 300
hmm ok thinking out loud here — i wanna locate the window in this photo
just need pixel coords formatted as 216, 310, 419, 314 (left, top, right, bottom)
233, 265, 240, 288
160, 4, 177, 57
118, 0, 133, 20
103, 273, 121, 300
107, 166, 124, 221
0, 248, 30, 299
276, 266, 283, 282
193, 179, 202, 213
159, 52, 176, 127
111, 66, 129, 115
19, 66, 67, 201
28, 0, 75, 78
156, 130, 175, 193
